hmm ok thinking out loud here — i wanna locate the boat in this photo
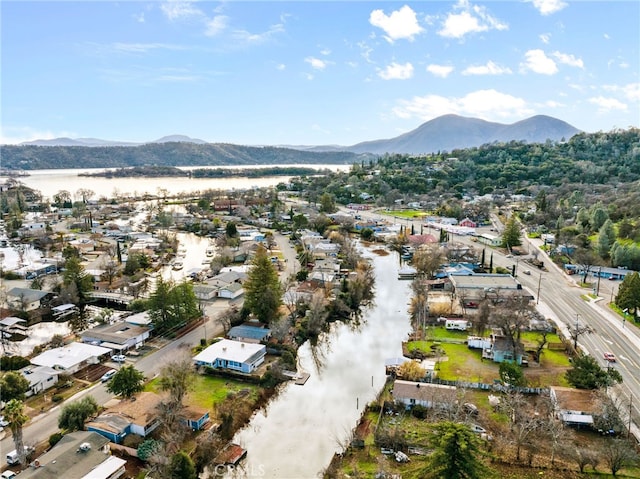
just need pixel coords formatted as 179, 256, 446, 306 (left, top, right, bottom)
398, 266, 417, 280
172, 261, 184, 271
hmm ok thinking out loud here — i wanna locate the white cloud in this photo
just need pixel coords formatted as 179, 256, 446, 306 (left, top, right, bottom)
133, 13, 145, 23
552, 51, 584, 68
588, 96, 628, 112
276, 64, 286, 71
438, 0, 508, 39
320, 48, 331, 56
305, 57, 328, 70
378, 62, 414, 80
426, 64, 454, 78
462, 60, 512, 75
160, 0, 202, 21
531, 0, 568, 16
543, 100, 564, 108
603, 82, 640, 102
204, 15, 229, 37
232, 22, 285, 44
111, 43, 186, 54
539, 33, 551, 44
520, 49, 558, 75
393, 89, 532, 120
0, 126, 74, 145
369, 5, 424, 43
604, 33, 610, 40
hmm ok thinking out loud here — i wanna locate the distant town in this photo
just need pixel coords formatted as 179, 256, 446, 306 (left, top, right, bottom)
1, 127, 639, 479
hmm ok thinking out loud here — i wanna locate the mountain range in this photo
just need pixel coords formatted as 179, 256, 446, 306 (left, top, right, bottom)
18, 115, 580, 154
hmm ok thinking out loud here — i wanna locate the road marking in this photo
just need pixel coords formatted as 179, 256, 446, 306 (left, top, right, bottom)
603, 339, 613, 344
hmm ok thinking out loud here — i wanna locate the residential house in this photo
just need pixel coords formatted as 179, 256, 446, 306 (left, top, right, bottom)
477, 233, 501, 247
392, 380, 457, 409
87, 392, 163, 443
123, 311, 153, 328
193, 284, 219, 301
30, 342, 112, 374
193, 339, 266, 374
459, 218, 478, 228
20, 365, 59, 397
18, 431, 126, 479
6, 287, 53, 312
218, 283, 244, 300
181, 406, 210, 431
227, 324, 271, 344
549, 386, 596, 428
481, 331, 525, 365
80, 322, 151, 353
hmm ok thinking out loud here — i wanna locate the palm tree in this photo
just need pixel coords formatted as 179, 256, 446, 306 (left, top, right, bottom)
5, 399, 29, 467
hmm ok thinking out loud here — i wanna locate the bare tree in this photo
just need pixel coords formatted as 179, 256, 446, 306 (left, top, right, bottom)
569, 446, 599, 473
412, 244, 445, 279
305, 290, 329, 337
213, 305, 240, 333
602, 438, 639, 476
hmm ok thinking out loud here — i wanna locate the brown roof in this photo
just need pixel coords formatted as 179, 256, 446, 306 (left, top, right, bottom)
108, 392, 164, 425
551, 386, 596, 413
182, 405, 209, 421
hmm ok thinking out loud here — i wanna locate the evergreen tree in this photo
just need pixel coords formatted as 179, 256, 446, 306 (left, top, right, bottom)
616, 272, 640, 317
501, 217, 522, 249
168, 451, 197, 479
423, 421, 489, 479
58, 396, 99, 431
0, 372, 30, 402
62, 256, 93, 314
148, 280, 200, 335
106, 365, 145, 399
565, 355, 623, 389
244, 246, 282, 324
596, 219, 616, 259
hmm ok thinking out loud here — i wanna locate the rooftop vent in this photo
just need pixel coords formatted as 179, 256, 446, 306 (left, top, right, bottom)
79, 442, 91, 452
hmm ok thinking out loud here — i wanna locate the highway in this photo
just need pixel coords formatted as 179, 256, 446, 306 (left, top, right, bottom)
341, 205, 640, 437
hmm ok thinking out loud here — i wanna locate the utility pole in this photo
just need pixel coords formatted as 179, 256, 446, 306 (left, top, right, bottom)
570, 314, 591, 352
536, 272, 543, 305
596, 266, 602, 296
628, 394, 633, 439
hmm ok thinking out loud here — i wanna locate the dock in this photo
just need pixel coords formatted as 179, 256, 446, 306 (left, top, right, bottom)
294, 372, 310, 385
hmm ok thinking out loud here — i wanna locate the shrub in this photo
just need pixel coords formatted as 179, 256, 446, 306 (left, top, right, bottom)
0, 355, 30, 371
51, 394, 64, 403
49, 432, 64, 447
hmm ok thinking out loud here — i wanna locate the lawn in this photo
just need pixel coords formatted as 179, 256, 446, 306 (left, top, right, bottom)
145, 374, 259, 411
380, 209, 429, 219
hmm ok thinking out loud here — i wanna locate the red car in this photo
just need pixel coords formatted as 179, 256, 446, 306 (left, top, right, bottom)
603, 352, 616, 362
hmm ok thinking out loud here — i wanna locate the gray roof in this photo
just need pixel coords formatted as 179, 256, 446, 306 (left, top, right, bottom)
228, 325, 271, 341
18, 431, 123, 479
7, 287, 51, 302
81, 322, 149, 344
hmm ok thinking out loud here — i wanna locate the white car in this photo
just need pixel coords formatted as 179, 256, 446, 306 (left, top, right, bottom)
100, 370, 116, 382
1, 470, 17, 478
111, 355, 126, 363
0, 416, 9, 427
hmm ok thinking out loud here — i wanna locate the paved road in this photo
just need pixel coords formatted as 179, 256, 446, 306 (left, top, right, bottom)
338, 205, 640, 438
1, 230, 300, 456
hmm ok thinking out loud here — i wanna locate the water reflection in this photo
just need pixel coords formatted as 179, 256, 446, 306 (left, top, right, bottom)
224, 249, 412, 479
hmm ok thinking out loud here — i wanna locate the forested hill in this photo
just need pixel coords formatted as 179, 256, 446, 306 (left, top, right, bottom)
0, 142, 368, 170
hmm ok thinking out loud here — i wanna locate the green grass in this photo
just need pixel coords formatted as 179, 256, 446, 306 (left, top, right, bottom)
380, 209, 429, 219
145, 374, 258, 410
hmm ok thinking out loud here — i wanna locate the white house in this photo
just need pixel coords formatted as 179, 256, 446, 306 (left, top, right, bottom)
20, 365, 59, 397
80, 322, 151, 353
392, 380, 457, 409
218, 283, 244, 299
6, 288, 52, 312
31, 342, 112, 374
193, 339, 266, 374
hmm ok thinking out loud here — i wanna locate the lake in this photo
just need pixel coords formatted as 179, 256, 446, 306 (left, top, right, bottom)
3, 165, 351, 201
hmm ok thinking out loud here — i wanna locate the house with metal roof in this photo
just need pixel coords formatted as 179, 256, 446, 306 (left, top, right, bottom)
227, 324, 271, 343
80, 322, 151, 353
6, 287, 53, 311
30, 342, 112, 374
392, 379, 457, 409
193, 339, 266, 374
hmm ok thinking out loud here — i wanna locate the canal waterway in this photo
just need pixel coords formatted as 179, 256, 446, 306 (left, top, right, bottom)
225, 248, 412, 479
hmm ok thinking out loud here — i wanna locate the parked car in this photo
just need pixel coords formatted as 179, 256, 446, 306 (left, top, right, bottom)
111, 355, 126, 363
101, 370, 116, 382
604, 352, 616, 362
0, 416, 9, 428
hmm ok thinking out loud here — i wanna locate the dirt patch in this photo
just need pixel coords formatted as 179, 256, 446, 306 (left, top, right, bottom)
371, 248, 389, 256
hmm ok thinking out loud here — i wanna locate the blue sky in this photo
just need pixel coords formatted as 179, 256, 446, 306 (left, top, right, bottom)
2, 1, 639, 146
